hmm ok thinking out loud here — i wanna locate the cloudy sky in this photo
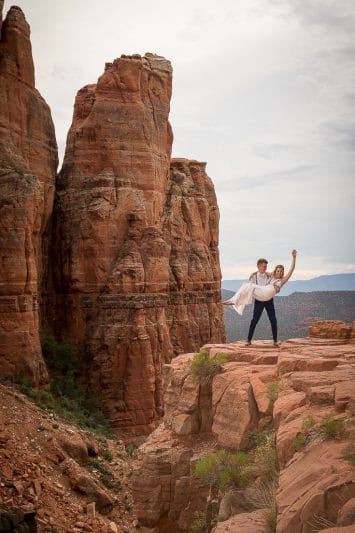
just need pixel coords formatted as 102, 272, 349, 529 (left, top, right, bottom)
4, 0, 355, 279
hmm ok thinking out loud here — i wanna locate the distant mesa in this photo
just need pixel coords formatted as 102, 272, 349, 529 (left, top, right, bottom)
222, 273, 355, 296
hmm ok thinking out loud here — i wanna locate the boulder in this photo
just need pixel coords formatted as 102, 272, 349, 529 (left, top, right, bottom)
212, 509, 267, 532
309, 320, 353, 340
212, 367, 258, 449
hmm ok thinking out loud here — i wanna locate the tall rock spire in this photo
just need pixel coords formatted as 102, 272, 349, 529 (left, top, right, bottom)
0, 4, 58, 384
0, 5, 34, 85
51, 54, 224, 436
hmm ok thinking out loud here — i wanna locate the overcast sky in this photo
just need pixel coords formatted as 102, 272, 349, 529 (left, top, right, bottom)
4, 0, 355, 279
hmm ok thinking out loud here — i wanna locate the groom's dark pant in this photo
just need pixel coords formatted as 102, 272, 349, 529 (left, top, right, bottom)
247, 299, 277, 342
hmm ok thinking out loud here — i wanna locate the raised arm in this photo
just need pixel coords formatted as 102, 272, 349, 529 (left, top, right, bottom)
281, 249, 297, 287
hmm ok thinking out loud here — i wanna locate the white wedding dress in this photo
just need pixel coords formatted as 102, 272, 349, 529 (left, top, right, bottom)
227, 280, 281, 315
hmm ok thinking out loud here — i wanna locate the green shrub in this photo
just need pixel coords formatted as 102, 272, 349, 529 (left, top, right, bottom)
248, 428, 268, 449
246, 479, 277, 532
102, 449, 113, 462
125, 443, 137, 457
294, 432, 306, 452
190, 350, 228, 385
4, 337, 113, 437
252, 433, 279, 482
188, 511, 207, 533
193, 450, 249, 491
320, 417, 347, 440
42, 336, 80, 398
246, 435, 279, 532
265, 500, 277, 533
266, 382, 282, 404
87, 459, 122, 491
292, 416, 317, 453
302, 415, 316, 431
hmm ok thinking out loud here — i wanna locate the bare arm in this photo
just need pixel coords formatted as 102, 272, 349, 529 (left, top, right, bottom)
280, 249, 297, 287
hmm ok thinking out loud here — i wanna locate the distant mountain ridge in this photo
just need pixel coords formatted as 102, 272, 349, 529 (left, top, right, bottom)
222, 289, 355, 342
222, 273, 355, 296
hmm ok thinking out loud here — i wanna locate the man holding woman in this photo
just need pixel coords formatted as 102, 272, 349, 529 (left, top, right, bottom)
223, 249, 297, 346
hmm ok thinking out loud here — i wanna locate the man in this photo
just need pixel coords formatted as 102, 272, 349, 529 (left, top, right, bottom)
246, 258, 280, 347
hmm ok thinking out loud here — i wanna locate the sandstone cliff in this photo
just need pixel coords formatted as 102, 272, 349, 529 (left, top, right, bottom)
0, 2, 224, 434
132, 320, 355, 532
0, 5, 57, 385
48, 54, 224, 435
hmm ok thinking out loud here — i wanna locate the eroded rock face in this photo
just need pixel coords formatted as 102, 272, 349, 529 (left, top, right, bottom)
49, 54, 224, 435
309, 320, 355, 339
0, 5, 57, 384
132, 337, 355, 532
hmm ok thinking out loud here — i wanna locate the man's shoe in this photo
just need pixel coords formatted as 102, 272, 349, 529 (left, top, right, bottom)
245, 341, 252, 347
273, 341, 281, 347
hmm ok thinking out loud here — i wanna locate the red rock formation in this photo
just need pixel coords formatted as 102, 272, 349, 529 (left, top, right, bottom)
132, 336, 355, 532
0, 5, 57, 384
49, 54, 224, 435
309, 319, 354, 339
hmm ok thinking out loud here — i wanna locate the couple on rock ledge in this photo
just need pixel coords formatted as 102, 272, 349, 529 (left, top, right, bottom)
223, 249, 297, 347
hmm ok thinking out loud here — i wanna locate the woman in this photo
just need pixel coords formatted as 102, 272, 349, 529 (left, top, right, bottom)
223, 249, 297, 315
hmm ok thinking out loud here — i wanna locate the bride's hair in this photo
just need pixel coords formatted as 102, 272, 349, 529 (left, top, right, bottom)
272, 264, 284, 278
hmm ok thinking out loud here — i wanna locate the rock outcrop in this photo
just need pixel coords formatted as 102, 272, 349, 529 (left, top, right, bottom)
0, 5, 57, 384
49, 54, 224, 435
309, 319, 355, 340
132, 328, 355, 532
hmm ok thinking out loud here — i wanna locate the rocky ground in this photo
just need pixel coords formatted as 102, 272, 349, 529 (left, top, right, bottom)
1, 320, 354, 533
132, 320, 355, 532
0, 383, 138, 532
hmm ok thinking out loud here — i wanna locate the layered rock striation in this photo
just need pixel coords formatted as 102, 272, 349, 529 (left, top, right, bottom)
0, 5, 57, 384
132, 321, 355, 532
48, 54, 224, 434
0, 3, 224, 434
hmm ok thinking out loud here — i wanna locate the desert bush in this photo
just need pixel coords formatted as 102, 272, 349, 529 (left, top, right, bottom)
4, 338, 112, 436
293, 415, 317, 453
252, 433, 279, 482
190, 350, 228, 384
125, 443, 137, 457
302, 415, 316, 431
266, 381, 283, 404
188, 511, 208, 533
265, 498, 277, 533
102, 449, 113, 462
193, 450, 250, 491
248, 480, 277, 533
248, 428, 268, 449
319, 417, 347, 440
87, 459, 122, 491
294, 432, 306, 452
42, 336, 79, 397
